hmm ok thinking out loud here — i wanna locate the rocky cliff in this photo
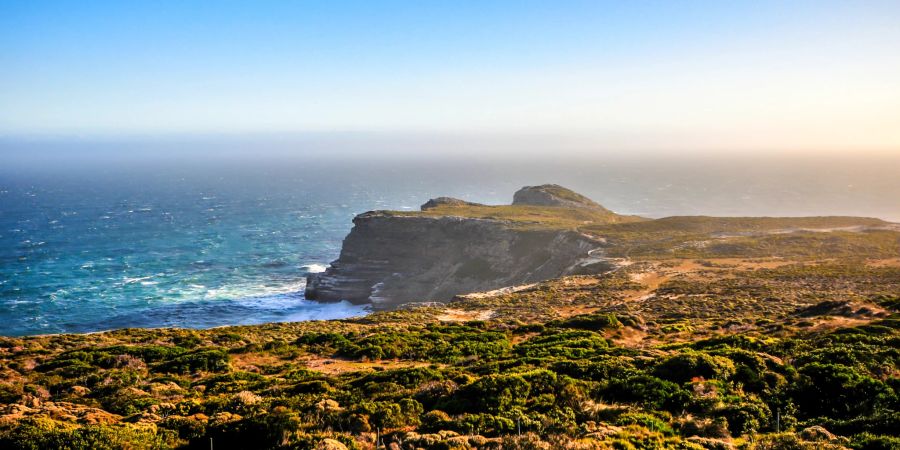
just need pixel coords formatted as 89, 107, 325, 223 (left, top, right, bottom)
305, 185, 628, 307
512, 184, 608, 210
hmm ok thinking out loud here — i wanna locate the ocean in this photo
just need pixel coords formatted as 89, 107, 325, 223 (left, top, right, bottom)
2, 153, 898, 336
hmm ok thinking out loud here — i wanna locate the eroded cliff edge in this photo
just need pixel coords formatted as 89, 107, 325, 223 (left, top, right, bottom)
305, 185, 633, 306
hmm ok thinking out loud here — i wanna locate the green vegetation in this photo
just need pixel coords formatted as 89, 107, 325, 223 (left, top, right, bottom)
381, 203, 644, 230
2, 258, 898, 449
1, 209, 898, 449
584, 216, 898, 259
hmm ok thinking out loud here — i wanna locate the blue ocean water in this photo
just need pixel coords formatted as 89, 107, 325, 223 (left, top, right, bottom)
2, 155, 898, 336
0, 158, 546, 336
0, 164, 369, 335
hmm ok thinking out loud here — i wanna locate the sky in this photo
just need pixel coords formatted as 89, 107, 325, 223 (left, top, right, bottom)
2, 1, 900, 155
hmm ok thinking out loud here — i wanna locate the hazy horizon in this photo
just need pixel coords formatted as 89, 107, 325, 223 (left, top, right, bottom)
3, 1, 900, 155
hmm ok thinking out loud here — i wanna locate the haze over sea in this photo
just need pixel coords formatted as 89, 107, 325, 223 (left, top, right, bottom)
2, 146, 898, 336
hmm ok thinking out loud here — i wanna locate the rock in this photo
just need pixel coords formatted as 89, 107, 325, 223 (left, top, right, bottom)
316, 438, 348, 450
686, 436, 735, 450
306, 213, 602, 305
306, 185, 626, 306
421, 197, 482, 211
232, 390, 261, 406
70, 386, 91, 396
512, 184, 607, 210
800, 425, 838, 442
315, 399, 342, 412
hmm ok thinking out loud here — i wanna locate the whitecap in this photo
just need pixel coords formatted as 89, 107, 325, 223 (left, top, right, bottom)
301, 263, 328, 274
124, 276, 154, 284
202, 280, 308, 301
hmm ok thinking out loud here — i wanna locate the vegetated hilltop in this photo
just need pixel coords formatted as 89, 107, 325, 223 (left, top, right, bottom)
307, 184, 896, 306
1, 186, 899, 449
306, 185, 644, 306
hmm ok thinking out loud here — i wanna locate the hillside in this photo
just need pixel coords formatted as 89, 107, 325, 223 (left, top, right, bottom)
307, 185, 896, 306
306, 185, 643, 306
1, 187, 899, 449
1, 257, 898, 449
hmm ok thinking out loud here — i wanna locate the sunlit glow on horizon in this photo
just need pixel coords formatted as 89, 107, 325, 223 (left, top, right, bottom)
1, 1, 899, 155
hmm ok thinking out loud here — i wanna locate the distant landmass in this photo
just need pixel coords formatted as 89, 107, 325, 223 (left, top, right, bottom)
307, 184, 895, 307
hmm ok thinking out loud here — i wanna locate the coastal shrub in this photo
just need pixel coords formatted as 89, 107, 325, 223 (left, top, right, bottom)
712, 348, 771, 392
792, 363, 895, 419
303, 325, 511, 362
550, 356, 635, 382
41, 359, 95, 378
355, 399, 423, 429
613, 411, 674, 435
796, 340, 900, 374
103, 345, 187, 363
600, 375, 691, 412
420, 410, 454, 432
351, 366, 444, 389
718, 401, 769, 435
750, 432, 808, 450
652, 352, 736, 383
689, 335, 779, 352
514, 330, 608, 359
849, 433, 900, 450
437, 373, 531, 414
550, 313, 622, 331
206, 407, 302, 449
289, 379, 331, 395
0, 417, 174, 450
199, 371, 272, 394
172, 332, 203, 349
0, 383, 22, 403
160, 415, 207, 441
100, 388, 158, 415
453, 413, 516, 436
154, 349, 230, 374
815, 411, 900, 436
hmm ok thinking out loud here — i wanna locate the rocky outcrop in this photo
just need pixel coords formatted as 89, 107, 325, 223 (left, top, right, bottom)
305, 185, 630, 307
305, 212, 605, 306
512, 184, 607, 210
420, 197, 482, 211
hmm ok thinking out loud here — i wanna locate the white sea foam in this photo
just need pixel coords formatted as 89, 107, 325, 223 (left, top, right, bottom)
283, 300, 368, 322
301, 263, 328, 274
123, 276, 154, 284
203, 280, 308, 301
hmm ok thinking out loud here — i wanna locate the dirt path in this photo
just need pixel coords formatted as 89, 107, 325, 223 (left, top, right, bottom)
436, 309, 495, 322
302, 356, 437, 375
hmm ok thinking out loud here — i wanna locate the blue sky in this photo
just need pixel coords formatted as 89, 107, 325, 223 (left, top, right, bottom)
1, 1, 899, 153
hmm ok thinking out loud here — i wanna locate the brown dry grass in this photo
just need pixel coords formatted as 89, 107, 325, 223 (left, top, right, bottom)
301, 356, 437, 375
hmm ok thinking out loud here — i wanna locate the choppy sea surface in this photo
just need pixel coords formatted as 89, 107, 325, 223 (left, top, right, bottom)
1, 155, 898, 336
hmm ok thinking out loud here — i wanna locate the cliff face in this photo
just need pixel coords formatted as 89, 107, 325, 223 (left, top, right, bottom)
305, 212, 604, 306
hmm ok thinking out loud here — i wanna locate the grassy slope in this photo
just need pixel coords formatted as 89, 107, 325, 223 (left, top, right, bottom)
1, 206, 899, 449
2, 260, 899, 448
377, 204, 646, 230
